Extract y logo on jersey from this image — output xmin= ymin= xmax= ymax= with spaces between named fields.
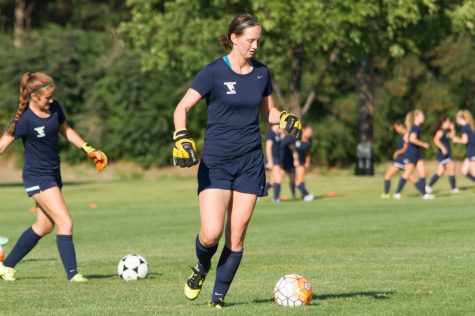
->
xmin=34 ymin=126 xmax=46 ymax=138
xmin=224 ymin=82 xmax=237 ymax=95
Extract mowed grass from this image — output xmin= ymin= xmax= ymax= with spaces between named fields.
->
xmin=1 ymin=173 xmax=475 ymax=315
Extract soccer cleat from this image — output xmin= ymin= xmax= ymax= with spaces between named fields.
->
xmin=393 ymin=193 xmax=402 ymax=200
xmin=69 ymin=273 xmax=88 ymax=282
xmin=380 ymin=193 xmax=390 ymax=199
xmin=0 ymin=262 xmax=16 ymax=281
xmin=272 ymin=198 xmax=281 ymax=203
xmin=303 ymin=194 xmax=314 ymax=202
xmin=422 ymin=193 xmax=435 ymax=200
xmin=425 ymin=185 xmax=432 ymax=194
xmin=184 ymin=266 xmax=206 ymax=300
xmin=450 ymin=188 xmax=460 ymax=194
xmin=209 ymin=298 xmax=225 ymax=309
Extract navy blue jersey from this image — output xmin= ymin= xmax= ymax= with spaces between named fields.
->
xmin=406 ymin=125 xmax=422 ymax=158
xmin=191 ymin=57 xmax=273 ymax=161
xmin=280 ymin=135 xmax=295 ymax=171
xmin=266 ymin=129 xmax=281 ymax=163
xmin=294 ymin=139 xmax=312 ymax=165
xmin=437 ymin=129 xmax=452 ymax=157
xmin=396 ymin=135 xmax=405 ymax=150
xmin=461 ymin=124 xmax=475 ymax=157
xmin=12 ymin=101 xmax=66 ymax=176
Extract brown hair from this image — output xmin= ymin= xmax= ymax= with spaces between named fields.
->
xmin=457 ymin=110 xmax=474 ymax=130
xmin=6 ymin=72 xmax=54 ymax=135
xmin=219 ymin=13 xmax=260 ymax=51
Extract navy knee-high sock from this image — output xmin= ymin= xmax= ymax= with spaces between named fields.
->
xmin=290 ymin=183 xmax=296 ymax=198
xmin=449 ymin=176 xmax=456 ymax=189
xmin=273 ymin=183 xmax=281 ymax=200
xmin=211 ymin=247 xmax=243 ymax=303
xmin=3 ymin=227 xmax=41 ymax=268
xmin=466 ymin=174 xmax=475 ymax=182
xmin=384 ymin=180 xmax=391 ymax=194
xmin=395 ymin=178 xmax=407 ymax=194
xmin=56 ymin=235 xmax=78 ymax=280
xmin=298 ymin=183 xmax=309 ymax=197
xmin=195 ymin=235 xmax=218 ymax=274
xmin=415 ymin=178 xmax=426 ymax=194
xmin=429 ymin=175 xmax=439 ymax=187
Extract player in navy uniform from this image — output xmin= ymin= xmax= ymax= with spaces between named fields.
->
xmin=393 ymin=110 xmax=434 ymax=199
xmin=0 ymin=72 xmax=107 ymax=282
xmin=381 ymin=119 xmax=417 ymax=198
xmin=425 ymin=117 xmax=459 ymax=194
xmin=294 ymin=124 xmax=314 ymax=201
xmin=265 ymin=124 xmax=283 ymax=202
xmin=280 ymin=131 xmax=297 ymax=200
xmin=172 ymin=14 xmax=302 ymax=308
xmin=453 ymin=110 xmax=475 ymax=182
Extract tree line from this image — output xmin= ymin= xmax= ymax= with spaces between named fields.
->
xmin=1 ymin=0 xmax=474 ymax=168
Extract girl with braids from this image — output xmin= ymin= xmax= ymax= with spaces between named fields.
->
xmin=425 ymin=116 xmax=459 ymax=194
xmin=393 ymin=110 xmax=434 ymax=200
xmin=452 ymin=110 xmax=475 ymax=182
xmin=172 ymin=14 xmax=302 ymax=308
xmin=0 ymin=72 xmax=107 ymax=282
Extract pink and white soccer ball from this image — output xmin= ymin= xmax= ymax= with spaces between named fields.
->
xmin=117 ymin=254 xmax=149 ymax=281
xmin=274 ymin=274 xmax=313 ymax=307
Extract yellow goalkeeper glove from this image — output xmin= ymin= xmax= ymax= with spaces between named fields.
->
xmin=81 ymin=143 xmax=108 ymax=172
xmin=173 ymin=129 xmax=199 ymax=168
xmin=279 ymin=111 xmax=303 ymax=140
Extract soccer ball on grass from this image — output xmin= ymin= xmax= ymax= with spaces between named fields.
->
xmin=117 ymin=254 xmax=149 ymax=281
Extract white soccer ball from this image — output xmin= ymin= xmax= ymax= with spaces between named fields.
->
xmin=117 ymin=254 xmax=149 ymax=281
xmin=274 ymin=274 xmax=312 ymax=307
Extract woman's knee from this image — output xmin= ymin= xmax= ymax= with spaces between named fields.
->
xmin=199 ymin=229 xmax=221 ymax=247
xmin=32 ymin=222 xmax=54 ymax=236
xmin=56 ymin=217 xmax=73 ymax=234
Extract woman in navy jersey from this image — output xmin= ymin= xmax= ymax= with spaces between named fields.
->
xmin=172 ymin=14 xmax=302 ymax=308
xmin=0 ymin=72 xmax=107 ymax=282
xmin=265 ymin=124 xmax=283 ymax=202
xmin=294 ymin=124 xmax=314 ymax=201
xmin=453 ymin=110 xmax=475 ymax=182
xmin=381 ymin=119 xmax=417 ymax=198
xmin=426 ymin=117 xmax=459 ymax=194
xmin=393 ymin=110 xmax=433 ymax=199
xmin=280 ymin=131 xmax=297 ymax=199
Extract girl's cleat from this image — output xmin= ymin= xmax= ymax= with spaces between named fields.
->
xmin=184 ymin=266 xmax=206 ymax=300
xmin=0 ymin=262 xmax=16 ymax=281
xmin=69 ymin=273 xmax=87 ymax=282
xmin=209 ymin=298 xmax=225 ymax=309
xmin=380 ymin=193 xmax=390 ymax=199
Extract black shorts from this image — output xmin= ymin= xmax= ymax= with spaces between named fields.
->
xmin=198 ymin=149 xmax=266 ymax=196
xmin=23 ymin=174 xmax=62 ymax=197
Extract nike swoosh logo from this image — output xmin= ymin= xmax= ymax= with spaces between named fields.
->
xmin=257 ymin=75 xmax=263 ymax=79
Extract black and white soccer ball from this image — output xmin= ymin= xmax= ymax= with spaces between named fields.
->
xmin=117 ymin=254 xmax=149 ymax=281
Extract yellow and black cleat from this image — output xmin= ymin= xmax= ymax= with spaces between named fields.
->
xmin=184 ymin=266 xmax=206 ymax=300
xmin=209 ymin=298 xmax=225 ymax=309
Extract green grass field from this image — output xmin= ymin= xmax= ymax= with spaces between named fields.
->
xmin=1 ymin=174 xmax=475 ymax=315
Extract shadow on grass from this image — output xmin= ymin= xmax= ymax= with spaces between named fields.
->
xmin=23 ymin=258 xmax=57 ymax=263
xmin=252 ymin=291 xmax=393 ymax=305
xmin=87 ymin=272 xmax=162 ymax=280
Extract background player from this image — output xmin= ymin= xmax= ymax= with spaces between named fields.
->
xmin=452 ymin=110 xmax=475 ymax=183
xmin=280 ymin=130 xmax=297 ymax=200
xmin=172 ymin=14 xmax=302 ymax=308
xmin=265 ymin=124 xmax=283 ymax=202
xmin=426 ymin=116 xmax=459 ymax=194
xmin=381 ymin=119 xmax=417 ymax=198
xmin=294 ymin=124 xmax=314 ymax=201
xmin=0 ymin=72 xmax=107 ymax=282
xmin=393 ymin=110 xmax=433 ymax=199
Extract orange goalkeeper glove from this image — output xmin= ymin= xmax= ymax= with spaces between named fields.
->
xmin=173 ymin=129 xmax=199 ymax=168
xmin=81 ymin=143 xmax=108 ymax=172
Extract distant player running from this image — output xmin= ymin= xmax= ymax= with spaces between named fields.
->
xmin=280 ymin=131 xmax=297 ymax=199
xmin=0 ymin=72 xmax=107 ymax=282
xmin=452 ymin=110 xmax=475 ymax=183
xmin=172 ymin=14 xmax=302 ymax=308
xmin=381 ymin=119 xmax=417 ymax=198
xmin=294 ymin=124 xmax=314 ymax=201
xmin=265 ymin=124 xmax=283 ymax=202
xmin=393 ymin=110 xmax=434 ymax=199
xmin=425 ymin=117 xmax=459 ymax=194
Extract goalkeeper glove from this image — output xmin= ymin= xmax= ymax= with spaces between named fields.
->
xmin=173 ymin=129 xmax=199 ymax=168
xmin=82 ymin=143 xmax=108 ymax=172
xmin=279 ymin=111 xmax=303 ymax=140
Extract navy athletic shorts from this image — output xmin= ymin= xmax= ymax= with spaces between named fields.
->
xmin=23 ymin=174 xmax=63 ymax=197
xmin=198 ymin=149 xmax=266 ymax=196
xmin=403 ymin=152 xmax=421 ymax=165
xmin=393 ymin=156 xmax=406 ymax=169
xmin=436 ymin=152 xmax=452 ymax=165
